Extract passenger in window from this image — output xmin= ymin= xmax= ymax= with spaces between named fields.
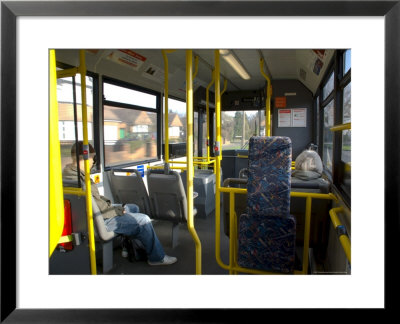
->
xmin=63 ymin=141 xmax=177 ymax=266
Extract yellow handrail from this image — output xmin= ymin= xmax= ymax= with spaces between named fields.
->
xmin=214 ymin=49 xmax=227 ymax=271
xmin=329 ymin=207 xmax=351 ymax=264
xmin=186 ymin=50 xmax=202 ymax=274
xmin=193 ymin=55 xmax=199 ymax=79
xmin=49 ymin=49 xmax=65 ymax=257
xmin=220 ymin=78 xmax=227 ymax=97
xmin=206 ymin=70 xmax=215 ymax=162
xmin=330 ymin=123 xmax=351 ymax=132
xmin=162 ymin=50 xmax=170 ymax=163
xmin=260 ymin=58 xmax=272 ymax=136
xmin=56 ymin=67 xmax=79 ymax=79
xmin=79 ymin=50 xmax=97 ymax=275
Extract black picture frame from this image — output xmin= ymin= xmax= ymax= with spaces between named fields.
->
xmin=1 ymin=0 xmax=399 ymax=322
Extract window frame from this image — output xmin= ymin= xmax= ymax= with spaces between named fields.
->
xmin=314 ymin=50 xmax=351 ymax=206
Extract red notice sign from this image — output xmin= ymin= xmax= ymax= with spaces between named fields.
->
xmin=275 ymin=96 xmax=287 ymax=108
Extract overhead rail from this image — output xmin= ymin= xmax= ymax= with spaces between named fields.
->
xmin=54 ymin=50 xmax=97 ymax=275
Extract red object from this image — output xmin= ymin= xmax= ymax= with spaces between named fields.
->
xmin=59 ymin=199 xmax=73 ymax=250
xmin=275 ymin=97 xmax=287 ymax=108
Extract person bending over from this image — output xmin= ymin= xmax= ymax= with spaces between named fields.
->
xmin=63 ymin=141 xmax=177 ymax=266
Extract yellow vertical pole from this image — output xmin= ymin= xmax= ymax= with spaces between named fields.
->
xmin=260 ymin=58 xmax=271 ymax=136
xmin=186 ymin=50 xmax=202 ymax=274
xmin=214 ymin=50 xmax=224 ymax=268
xmin=206 ymin=70 xmax=215 ymax=162
xmin=79 ymin=50 xmax=97 ymax=275
xmin=302 ymin=196 xmax=312 ymax=274
xmin=162 ymin=50 xmax=170 ymax=163
xmin=220 ymin=79 xmax=227 ymax=97
xmin=49 ymin=49 xmax=65 ymax=257
xmin=229 ymin=192 xmax=235 ymax=274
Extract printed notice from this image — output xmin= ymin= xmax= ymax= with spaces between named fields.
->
xmin=107 ymin=50 xmax=147 ymax=71
xmin=292 ymin=108 xmax=307 ymax=127
xmin=278 ymin=109 xmax=292 ymax=127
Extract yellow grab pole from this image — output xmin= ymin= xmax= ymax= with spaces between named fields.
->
xmin=260 ymin=58 xmax=271 ymax=136
xmin=193 ymin=55 xmax=199 ymax=79
xmin=49 ymin=49 xmax=65 ymax=257
xmin=162 ymin=50 xmax=170 ymax=163
xmin=229 ymin=192 xmax=236 ymax=274
xmin=79 ymin=50 xmax=97 ymax=275
xmin=302 ymin=196 xmax=312 ymax=274
xmin=330 ymin=123 xmax=351 ymax=132
xmin=214 ymin=50 xmax=226 ymax=270
xmin=220 ymin=79 xmax=227 ymax=97
xmin=329 ymin=207 xmax=351 ymax=264
xmin=206 ymin=70 xmax=215 ymax=162
xmin=186 ymin=50 xmax=202 ymax=274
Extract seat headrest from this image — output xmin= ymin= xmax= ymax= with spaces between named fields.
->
xmin=164 ymin=163 xmax=171 ymax=175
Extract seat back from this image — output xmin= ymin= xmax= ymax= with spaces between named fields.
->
xmin=92 ymin=196 xmax=116 ymax=242
xmin=147 ymin=168 xmax=187 ymax=223
xmin=107 ymin=169 xmax=152 ymax=217
xmin=238 ymin=136 xmax=296 ymax=273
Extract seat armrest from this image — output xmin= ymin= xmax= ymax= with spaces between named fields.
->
xmin=92 ymin=197 xmax=115 ymax=241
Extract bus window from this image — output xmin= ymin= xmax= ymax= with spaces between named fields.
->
xmin=104 ymin=82 xmax=157 ymax=109
xmin=221 ymin=110 xmax=262 ymax=150
xmin=103 ymin=105 xmax=158 ymax=167
xmin=103 ymin=79 xmax=160 ymax=167
xmin=322 ymin=99 xmax=334 ymax=172
xmin=341 ymin=82 xmax=351 ymax=163
xmin=57 ymin=74 xmax=94 ymax=170
xmin=344 ymin=49 xmax=351 ymax=75
xmin=322 ymin=72 xmax=334 ymax=101
xmin=163 ymin=97 xmax=186 ymax=145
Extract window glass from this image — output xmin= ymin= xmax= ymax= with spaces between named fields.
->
xmin=341 ymin=82 xmax=351 ymax=163
xmin=163 ymin=97 xmax=186 ymax=144
xmin=322 ymin=100 xmax=334 ymax=172
xmin=344 ymin=50 xmax=351 ymax=75
xmin=104 ymin=82 xmax=157 ymax=109
xmin=104 ymin=105 xmax=157 ymax=167
xmin=221 ymin=110 xmax=262 ymax=150
xmin=315 ymin=96 xmax=320 ymax=145
xmin=322 ymin=72 xmax=334 ymax=101
xmin=57 ymin=75 xmax=94 ymax=170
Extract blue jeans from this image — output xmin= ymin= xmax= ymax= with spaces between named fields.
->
xmin=104 ymin=204 xmax=165 ymax=262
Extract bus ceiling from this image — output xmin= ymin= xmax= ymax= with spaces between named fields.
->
xmin=55 ymin=49 xmax=335 ymax=99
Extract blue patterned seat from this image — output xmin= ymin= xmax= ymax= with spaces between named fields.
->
xmin=237 ymin=136 xmax=296 ymax=273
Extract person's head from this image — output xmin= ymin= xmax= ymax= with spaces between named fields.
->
xmin=71 ymin=141 xmax=96 ymax=170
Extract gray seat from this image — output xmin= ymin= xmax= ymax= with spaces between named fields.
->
xmin=107 ymin=169 xmax=152 ymax=217
xmin=147 ymin=164 xmax=197 ymax=247
xmin=62 ymin=179 xmax=117 ymax=274
xmin=92 ymin=196 xmax=117 ymax=273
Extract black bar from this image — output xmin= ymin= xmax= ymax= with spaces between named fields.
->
xmin=5 ymin=1 xmax=398 ymax=16
xmin=0 ymin=3 xmax=16 ymax=321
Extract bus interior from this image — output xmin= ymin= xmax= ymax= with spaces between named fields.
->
xmin=49 ymin=48 xmax=351 ymax=275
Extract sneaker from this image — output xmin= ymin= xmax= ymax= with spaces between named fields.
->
xmin=147 ymin=255 xmax=177 ymax=266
